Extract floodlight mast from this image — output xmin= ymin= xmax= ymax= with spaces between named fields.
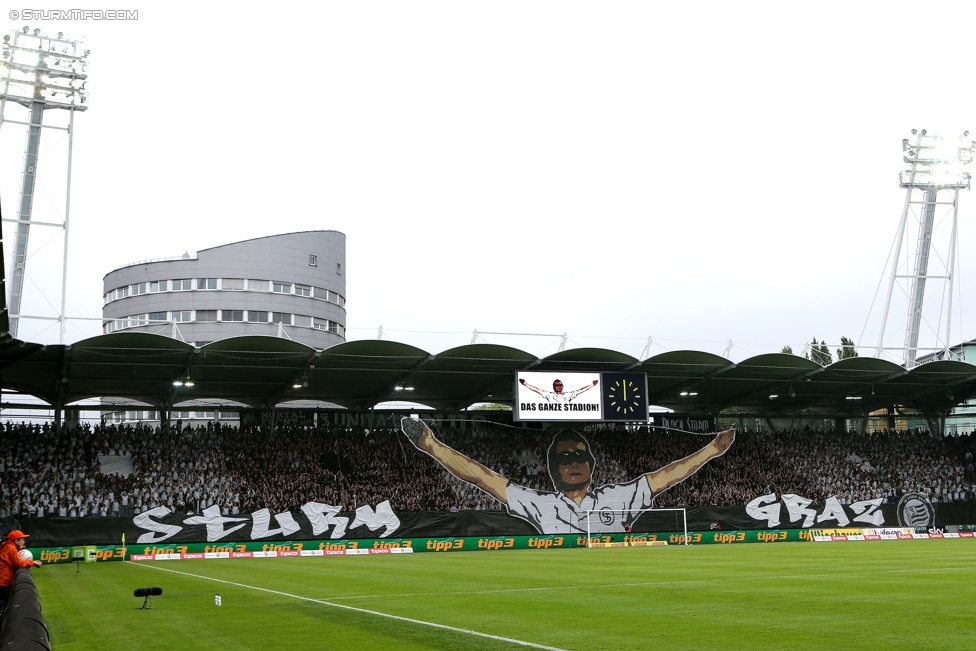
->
xmin=0 ymin=27 xmax=89 ymax=341
xmin=875 ymin=130 xmax=974 ymax=368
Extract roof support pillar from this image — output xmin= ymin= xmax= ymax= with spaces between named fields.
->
xmin=63 ymin=407 xmax=80 ymax=432
xmin=923 ymin=414 xmax=944 ymax=439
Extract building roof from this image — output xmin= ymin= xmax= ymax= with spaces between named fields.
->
xmin=1 ymin=332 xmax=974 ymax=417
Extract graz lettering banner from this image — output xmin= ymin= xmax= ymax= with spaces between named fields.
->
xmin=16 ymin=499 xmax=976 ymax=547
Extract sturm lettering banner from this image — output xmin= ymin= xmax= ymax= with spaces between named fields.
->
xmin=13 ymin=499 xmax=976 ymax=547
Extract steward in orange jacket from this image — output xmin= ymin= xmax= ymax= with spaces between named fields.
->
xmin=0 ymin=530 xmax=41 ymax=617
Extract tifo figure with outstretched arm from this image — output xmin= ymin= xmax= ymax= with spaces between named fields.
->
xmin=519 ymin=377 xmax=597 ymax=403
xmin=400 ymin=418 xmax=734 ymax=534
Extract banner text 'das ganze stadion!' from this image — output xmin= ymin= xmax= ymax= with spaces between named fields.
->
xmin=514 ymin=372 xmax=648 ymax=422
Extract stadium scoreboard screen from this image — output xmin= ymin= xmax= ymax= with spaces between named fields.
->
xmin=514 ymin=371 xmax=648 ymax=422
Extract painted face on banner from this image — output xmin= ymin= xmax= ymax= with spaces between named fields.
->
xmin=554 ymin=439 xmax=592 ymax=487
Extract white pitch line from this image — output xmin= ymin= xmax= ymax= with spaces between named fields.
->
xmin=128 ymin=561 xmax=570 ymax=651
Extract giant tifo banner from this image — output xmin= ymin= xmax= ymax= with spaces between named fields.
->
xmin=14 ymin=497 xmax=976 ymax=547
xmin=11 ymin=417 xmax=976 ymax=548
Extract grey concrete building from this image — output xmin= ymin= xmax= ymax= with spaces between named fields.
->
xmin=102 ymin=231 xmax=346 ymax=349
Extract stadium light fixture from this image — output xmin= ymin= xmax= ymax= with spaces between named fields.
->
xmin=899 ymin=132 xmax=975 ymax=190
xmin=877 ymin=129 xmax=974 ymax=368
xmin=0 ymin=25 xmax=91 ymax=341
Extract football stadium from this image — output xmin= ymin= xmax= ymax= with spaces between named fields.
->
xmin=2 ymin=6 xmax=976 ymax=651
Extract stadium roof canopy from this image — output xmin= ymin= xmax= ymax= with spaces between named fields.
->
xmin=1 ymin=333 xmax=975 ymax=418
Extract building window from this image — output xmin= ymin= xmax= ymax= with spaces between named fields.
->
xmin=272 ymin=282 xmax=291 ymax=294
xmin=247 ymin=310 xmax=268 ymax=323
xmin=328 ymin=321 xmax=338 ymax=334
xmin=222 ymin=310 xmax=244 ymax=322
xmin=271 ymin=312 xmax=292 ymax=325
xmin=337 ymin=263 xmax=341 ymax=276
xmin=295 ymin=284 xmax=311 ymax=297
xmin=148 ymin=312 xmax=167 ymax=323
xmin=293 ymin=315 xmax=312 ymax=327
xmin=116 ymin=286 xmax=129 ymax=298
xmin=247 ymin=279 xmax=269 ymax=291
xmin=196 ymin=310 xmax=218 ymax=322
xmin=173 ymin=279 xmax=192 ymax=291
xmin=172 ymin=311 xmax=192 ymax=322
xmin=197 ymin=278 xmax=218 ymax=290
xmin=222 ymin=278 xmax=245 ymax=291
xmin=309 ymin=254 xmax=317 ymax=267
xmin=133 ymin=283 xmax=147 ymax=295
xmin=150 ymin=280 xmax=168 ymax=292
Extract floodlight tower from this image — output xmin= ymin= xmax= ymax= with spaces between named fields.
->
xmin=0 ymin=26 xmax=89 ymax=341
xmin=875 ymin=129 xmax=975 ymax=368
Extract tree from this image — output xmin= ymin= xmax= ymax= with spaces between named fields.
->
xmin=806 ymin=338 xmax=832 ymax=366
xmin=781 ymin=345 xmax=794 ymax=355
xmin=836 ymin=336 xmax=858 ymax=360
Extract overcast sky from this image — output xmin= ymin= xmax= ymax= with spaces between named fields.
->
xmin=2 ymin=1 xmax=975 ymax=363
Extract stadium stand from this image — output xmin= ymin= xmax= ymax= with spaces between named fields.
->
xmin=0 ymin=421 xmax=973 ymax=517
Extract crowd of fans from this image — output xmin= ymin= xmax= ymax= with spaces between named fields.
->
xmin=0 ymin=419 xmax=974 ymax=518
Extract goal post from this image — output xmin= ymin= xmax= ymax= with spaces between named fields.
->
xmin=584 ymin=507 xmax=688 ymax=547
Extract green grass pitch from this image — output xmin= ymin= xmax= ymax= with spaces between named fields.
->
xmin=33 ymin=539 xmax=976 ymax=650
